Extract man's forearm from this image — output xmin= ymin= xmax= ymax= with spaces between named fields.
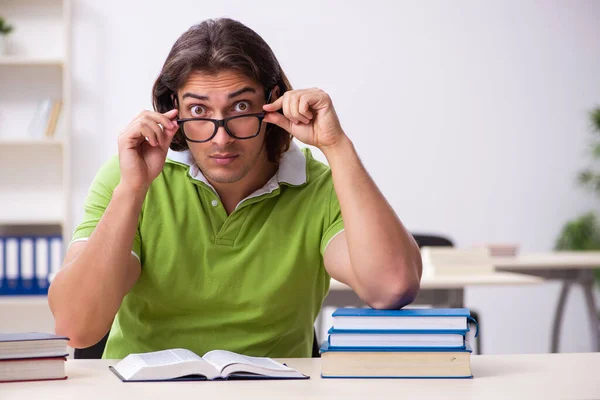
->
xmin=322 ymin=136 xmax=422 ymax=308
xmin=48 ymin=184 xmax=144 ymax=347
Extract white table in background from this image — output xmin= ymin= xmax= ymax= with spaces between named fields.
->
xmin=494 ymin=252 xmax=600 ymax=352
xmin=320 ymin=272 xmax=543 ymax=353
xmin=4 ymin=354 xmax=600 ymax=399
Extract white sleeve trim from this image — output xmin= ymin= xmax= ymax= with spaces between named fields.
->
xmin=324 ymin=228 xmax=345 ymax=252
xmin=68 ymin=237 xmax=141 ymax=263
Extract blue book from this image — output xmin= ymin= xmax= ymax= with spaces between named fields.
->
xmin=320 ymin=341 xmax=473 ymax=379
xmin=332 ymin=307 xmax=477 ymax=334
xmin=327 ymin=327 xmax=467 ymax=349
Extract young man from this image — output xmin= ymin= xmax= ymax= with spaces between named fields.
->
xmin=48 ymin=18 xmax=422 ymax=358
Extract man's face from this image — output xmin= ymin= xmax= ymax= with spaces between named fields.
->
xmin=176 ymin=70 xmax=269 ymax=184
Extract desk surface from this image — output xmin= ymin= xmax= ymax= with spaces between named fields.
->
xmin=494 ymin=251 xmax=600 ymax=270
xmin=330 ymin=272 xmax=543 ymax=291
xmin=3 ymin=353 xmax=599 ymax=399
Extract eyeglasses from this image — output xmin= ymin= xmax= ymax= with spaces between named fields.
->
xmin=176 ymin=92 xmax=272 ymax=143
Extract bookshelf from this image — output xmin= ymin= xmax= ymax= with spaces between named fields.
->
xmin=0 ymin=0 xmax=71 ymax=339
xmin=0 ymin=0 xmax=71 ymax=241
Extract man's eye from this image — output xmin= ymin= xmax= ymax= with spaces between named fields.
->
xmin=190 ymin=105 xmax=205 ymax=116
xmin=234 ymin=101 xmax=250 ymax=112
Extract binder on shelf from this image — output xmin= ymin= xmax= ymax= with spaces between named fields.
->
xmin=0 ymin=236 xmax=62 ymax=296
xmin=35 ymin=237 xmax=50 ymax=294
xmin=49 ymin=236 xmax=62 ymax=281
xmin=20 ymin=238 xmax=35 ymax=294
xmin=5 ymin=238 xmax=19 ymax=294
xmin=0 ymin=238 xmax=4 ymax=293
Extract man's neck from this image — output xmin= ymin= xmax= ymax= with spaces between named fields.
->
xmin=208 ymin=156 xmax=278 ymax=215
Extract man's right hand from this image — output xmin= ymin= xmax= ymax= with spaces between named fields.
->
xmin=117 ymin=109 xmax=180 ymax=192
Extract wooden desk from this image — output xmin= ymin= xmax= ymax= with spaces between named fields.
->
xmin=494 ymin=252 xmax=600 ymax=353
xmin=3 ymin=354 xmax=600 ymax=399
xmin=321 ymin=272 xmax=543 ymax=353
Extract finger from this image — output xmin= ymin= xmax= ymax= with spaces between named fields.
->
xmin=120 ymin=124 xmax=156 ymax=149
xmin=159 ymin=122 xmax=178 ymax=151
xmin=289 ymin=94 xmax=310 ymax=124
xmin=284 ymin=94 xmax=296 ymax=124
xmin=263 ymin=111 xmax=293 ymax=134
xmin=298 ymin=95 xmax=314 ymax=120
xmin=165 ymin=120 xmax=178 ymax=136
xmin=139 ymin=119 xmax=163 ymax=147
xmin=146 ymin=109 xmax=178 ymax=131
xmin=162 ymin=109 xmax=179 ymax=129
xmin=262 ymin=95 xmax=284 ymax=112
xmin=136 ymin=123 xmax=160 ymax=147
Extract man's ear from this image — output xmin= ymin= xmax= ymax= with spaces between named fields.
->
xmin=268 ymin=86 xmax=281 ymax=103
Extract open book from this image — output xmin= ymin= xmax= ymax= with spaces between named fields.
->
xmin=109 ymin=349 xmax=308 ymax=381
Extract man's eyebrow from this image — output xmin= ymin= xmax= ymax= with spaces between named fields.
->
xmin=181 ymin=93 xmax=209 ymax=101
xmin=180 ymin=87 xmax=257 ymax=101
xmin=228 ymin=87 xmax=257 ymax=99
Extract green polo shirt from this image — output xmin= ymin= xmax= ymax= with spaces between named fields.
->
xmin=70 ymin=144 xmax=344 ymax=358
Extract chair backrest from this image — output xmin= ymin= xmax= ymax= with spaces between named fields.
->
xmin=412 ymin=234 xmax=454 ymax=248
xmin=75 ymin=329 xmax=321 ymax=358
xmin=74 ymin=332 xmax=109 ymax=359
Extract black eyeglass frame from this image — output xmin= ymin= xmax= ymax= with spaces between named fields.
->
xmin=175 ymin=91 xmax=273 ymax=143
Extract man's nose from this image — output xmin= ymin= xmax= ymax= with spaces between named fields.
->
xmin=211 ymin=124 xmax=234 ymax=146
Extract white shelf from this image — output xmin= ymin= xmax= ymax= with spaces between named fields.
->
xmin=0 ymin=56 xmax=64 ymax=67
xmin=0 ymin=217 xmax=64 ymax=226
xmin=0 ymin=138 xmax=64 ymax=146
xmin=0 ymin=295 xmax=49 ymax=306
xmin=0 ymin=191 xmax=64 ymax=226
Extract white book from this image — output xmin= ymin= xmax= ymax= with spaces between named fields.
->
xmin=421 ymin=247 xmax=494 ymax=277
xmin=20 ymin=238 xmax=34 ymax=288
xmin=35 ymin=237 xmax=50 ymax=290
xmin=27 ymin=98 xmax=54 ymax=139
xmin=331 ymin=308 xmax=471 ymax=331
xmin=328 ymin=331 xmax=465 ymax=348
xmin=110 ymin=349 xmax=307 ymax=381
xmin=5 ymin=238 xmax=18 ymax=288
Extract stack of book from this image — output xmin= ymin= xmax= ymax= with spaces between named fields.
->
xmin=0 ymin=333 xmax=68 ymax=383
xmin=320 ymin=307 xmax=477 ymax=378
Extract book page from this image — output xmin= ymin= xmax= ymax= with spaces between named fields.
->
xmin=138 ymin=349 xmax=201 ymax=365
xmin=202 ymin=350 xmax=295 ymax=375
xmin=114 ymin=349 xmax=219 ymax=381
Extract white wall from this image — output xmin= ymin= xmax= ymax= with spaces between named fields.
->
xmin=70 ymin=0 xmax=600 ymax=354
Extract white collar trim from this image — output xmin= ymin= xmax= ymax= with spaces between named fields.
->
xmin=166 ymin=142 xmax=308 ymax=203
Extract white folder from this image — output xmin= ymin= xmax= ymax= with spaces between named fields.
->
xmin=5 ymin=238 xmax=19 ymax=289
xmin=0 ymin=238 xmax=4 ymax=290
xmin=35 ymin=237 xmax=50 ymax=289
xmin=49 ymin=237 xmax=63 ymax=281
xmin=20 ymin=237 xmax=35 ymax=290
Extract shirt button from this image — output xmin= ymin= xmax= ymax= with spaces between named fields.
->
xmin=211 ymin=200 xmax=218 ymax=207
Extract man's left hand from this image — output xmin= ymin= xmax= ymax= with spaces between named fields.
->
xmin=263 ymin=88 xmax=346 ymax=149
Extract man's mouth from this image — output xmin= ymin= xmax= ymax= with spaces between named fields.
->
xmin=210 ymin=154 xmax=239 ymax=165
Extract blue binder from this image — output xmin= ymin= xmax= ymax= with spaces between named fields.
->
xmin=0 ymin=235 xmax=62 ymax=296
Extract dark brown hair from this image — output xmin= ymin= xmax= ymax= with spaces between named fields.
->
xmin=152 ymin=18 xmax=292 ymax=163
